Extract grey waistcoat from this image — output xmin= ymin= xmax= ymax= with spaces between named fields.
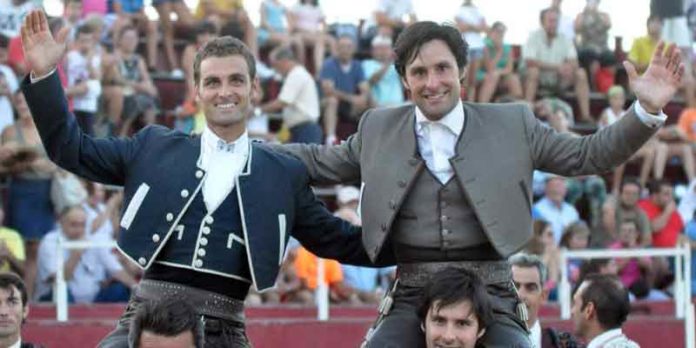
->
xmin=391 ymin=168 xmax=489 ymax=251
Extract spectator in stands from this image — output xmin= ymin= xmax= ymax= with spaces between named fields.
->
xmin=550 ymin=0 xmax=574 ymax=40
xmin=534 ymin=176 xmax=580 ymax=243
xmin=609 ymin=218 xmax=653 ymax=289
xmin=477 ymin=21 xmax=522 ymax=103
xmin=0 ymin=91 xmax=56 ymax=299
xmin=654 ymin=108 xmax=696 ymax=183
xmin=111 ymin=25 xmax=159 ymax=137
xmin=258 ymin=0 xmax=304 ymax=64
xmin=152 ymin=0 xmax=193 ymax=76
xmin=108 ymin=0 xmax=158 ymax=72
xmin=83 ymin=182 xmax=120 ymax=238
xmin=574 ymin=0 xmax=614 ymax=91
xmin=0 ymin=272 xmax=42 ymax=348
xmin=362 ymin=35 xmax=404 ymax=108
xmin=639 ymin=179 xmax=684 ymax=248
xmin=262 ymin=45 xmax=322 ymax=144
xmin=288 ymin=0 xmax=335 ymax=76
xmin=293 ymin=246 xmax=357 ymax=304
xmin=652 ymin=0 xmax=694 ymax=104
xmin=523 ymin=8 xmax=592 ymax=123
xmin=373 ymin=0 xmax=416 ymax=40
xmin=629 ymin=16 xmax=663 ymax=74
xmin=533 ymin=97 xmax=574 ymax=133
xmin=602 ymin=178 xmax=653 ymax=247
xmin=194 ymin=0 xmax=257 ymax=58
xmin=0 ymin=208 xmax=24 ymax=278
xmin=62 ymin=0 xmax=82 ymax=37
xmin=128 ymin=298 xmax=204 ymax=348
xmin=571 ymin=274 xmax=640 ymax=347
xmin=560 ymin=221 xmax=591 ymax=286
xmin=525 ymin=220 xmax=560 ymax=294
xmin=0 ymin=0 xmax=36 ymax=39
xmin=601 ymin=87 xmax=658 ymax=192
xmin=417 ymin=267 xmax=492 ymax=348
xmin=678 ymin=179 xmax=696 ymax=223
xmin=65 ymin=24 xmax=101 ymax=136
xmin=577 ymin=258 xmax=619 ymax=284
xmin=511 ymin=253 xmax=580 ymax=348
xmin=35 ymin=205 xmax=137 ymax=303
xmin=0 ymin=34 xmax=18 ymax=134
xmin=455 ymin=0 xmax=487 ymax=102
xmin=319 ymin=35 xmax=369 ymax=142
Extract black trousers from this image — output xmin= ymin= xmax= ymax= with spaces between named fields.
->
xmin=365 ymin=282 xmax=531 ymax=348
xmin=98 ymin=296 xmax=251 ymax=348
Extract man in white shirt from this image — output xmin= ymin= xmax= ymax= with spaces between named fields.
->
xmin=572 ymin=274 xmax=640 ymax=348
xmin=511 ymin=253 xmax=580 ymax=348
xmin=262 ymin=46 xmax=322 ymax=144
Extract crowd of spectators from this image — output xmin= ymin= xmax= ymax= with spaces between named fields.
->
xmin=0 ymin=0 xmax=695 ymax=310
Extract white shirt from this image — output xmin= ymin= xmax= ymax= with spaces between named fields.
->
xmin=7 ymin=338 xmax=20 ymax=348
xmin=0 ymin=0 xmax=37 ymax=38
xmin=587 ymin=328 xmax=639 ymax=348
xmin=533 ymin=196 xmax=580 ymax=243
xmin=0 ymin=64 xmax=18 ymax=134
xmin=278 ymin=65 xmax=320 ymax=128
xmin=414 ymin=100 xmax=464 ymax=184
xmin=455 ymin=5 xmax=486 ymax=50
xmin=200 ymin=126 xmax=250 ymax=213
xmin=66 ymin=50 xmax=102 ymax=112
xmin=529 ymin=320 xmax=541 ymax=348
xmin=291 ymin=4 xmax=324 ymax=32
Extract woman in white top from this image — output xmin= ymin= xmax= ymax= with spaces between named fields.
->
xmin=455 ymin=0 xmax=487 ymax=101
xmin=288 ymin=0 xmax=336 ymax=75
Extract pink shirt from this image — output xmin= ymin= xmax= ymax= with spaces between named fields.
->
xmin=609 ymin=241 xmax=649 ymax=288
xmin=82 ymin=0 xmax=107 ymax=16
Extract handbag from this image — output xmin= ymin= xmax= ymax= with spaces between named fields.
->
xmin=50 ymin=169 xmax=88 ymax=215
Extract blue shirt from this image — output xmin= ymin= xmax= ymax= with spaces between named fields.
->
xmin=361 ymin=59 xmax=404 ymax=107
xmin=533 ymin=197 xmax=580 ymax=243
xmin=319 ymin=58 xmax=365 ymax=96
xmin=109 ymin=0 xmax=144 ymax=14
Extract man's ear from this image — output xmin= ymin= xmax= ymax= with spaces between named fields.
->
xmin=459 ymin=66 xmax=468 ymax=85
xmin=477 ymin=327 xmax=486 ymax=339
xmin=584 ymin=301 xmax=596 ymax=321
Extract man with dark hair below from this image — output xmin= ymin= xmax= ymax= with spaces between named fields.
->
xmin=129 ymin=299 xmax=204 ymax=348
xmin=0 ymin=272 xmax=42 ymax=348
xmin=572 ymin=274 xmax=640 ymax=347
xmin=280 ymin=19 xmax=684 ymax=346
xmin=417 ymin=267 xmax=493 ymax=348
xmin=19 ymin=10 xmax=392 ymax=347
xmin=510 ymin=253 xmax=580 ymax=348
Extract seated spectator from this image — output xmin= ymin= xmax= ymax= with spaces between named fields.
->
xmin=293 ymin=246 xmax=356 ymax=304
xmin=35 ymin=206 xmax=137 ymax=303
xmin=261 ymin=45 xmax=322 ymax=144
xmin=418 ymin=267 xmax=492 ymax=348
xmin=128 ymin=298 xmax=204 ymax=348
xmin=152 ymin=0 xmax=193 ymax=75
xmin=639 ymin=180 xmax=684 ymax=248
xmin=0 ymin=33 xmax=18 ymax=134
xmin=65 ymin=24 xmax=102 ymax=136
xmin=0 ymin=208 xmax=24 ymax=278
xmin=525 ymin=220 xmax=560 ymax=294
xmin=601 ymin=178 xmax=653 ymax=247
xmin=533 ymin=97 xmax=574 ymax=133
xmin=319 ymin=34 xmax=370 ymax=142
xmin=0 ymin=91 xmax=57 ymax=298
xmin=574 ymin=0 xmax=615 ymax=91
xmin=258 ymin=0 xmax=304 ymax=63
xmin=195 ymin=0 xmax=257 ymax=57
xmin=609 ymin=219 xmax=653 ymax=290
xmin=523 ymin=8 xmax=591 ymax=123
xmin=371 ymin=0 xmax=416 ymax=42
xmin=110 ymin=26 xmax=159 ymax=137
xmin=0 ymin=272 xmax=42 ymax=348
xmin=533 ymin=176 xmax=580 ymax=243
xmin=454 ymin=0 xmax=487 ymax=102
xmin=288 ymin=0 xmax=336 ymax=75
xmin=362 ymin=35 xmax=405 ymax=108
xmin=0 ymin=0 xmax=37 ymax=39
xmin=108 ymin=0 xmax=158 ymax=71
xmin=571 ymin=274 xmax=640 ymax=347
xmin=510 ymin=253 xmax=581 ymax=347
xmin=654 ymin=102 xmax=696 ymax=182
xmin=477 ymin=21 xmax=522 ymax=103
xmin=560 ymin=221 xmax=591 ymax=284
xmin=578 ymin=258 xmax=619 ymax=283
xmin=601 ymin=86 xmax=658 ymax=192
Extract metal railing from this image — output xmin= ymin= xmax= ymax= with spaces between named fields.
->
xmin=559 ymin=244 xmax=694 ymax=348
xmin=54 ymin=237 xmax=118 ymax=322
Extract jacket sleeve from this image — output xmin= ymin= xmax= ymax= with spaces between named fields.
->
xmin=289 ymin=161 xmax=395 ymax=267
xmin=21 ymin=71 xmax=146 ymax=186
xmin=270 ymin=110 xmax=374 ymax=185
xmin=524 ymin=103 xmax=660 ymax=176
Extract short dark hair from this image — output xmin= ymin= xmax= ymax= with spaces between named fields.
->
xmin=193 ymin=36 xmax=256 ymax=85
xmin=510 ymin=253 xmax=547 ymax=285
xmin=270 ymin=45 xmax=296 ymax=62
xmin=393 ymin=21 xmax=468 ymax=79
xmin=417 ymin=267 xmax=493 ymax=330
xmin=129 ymin=299 xmax=204 ymax=348
xmin=646 ymin=179 xmax=671 ymax=195
xmin=195 ymin=20 xmax=218 ymax=37
xmin=577 ymin=258 xmax=612 ymax=283
xmin=0 ymin=273 xmax=27 ymax=308
xmin=620 ymin=177 xmax=641 ymax=192
xmin=76 ymin=23 xmax=95 ymax=36
xmin=540 ymin=7 xmax=559 ymax=23
xmin=577 ymin=274 xmax=630 ymax=331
